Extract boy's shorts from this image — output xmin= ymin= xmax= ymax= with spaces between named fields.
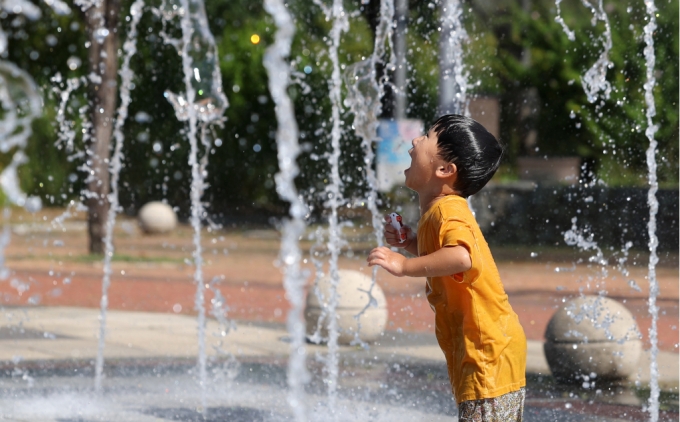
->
xmin=458 ymin=387 xmax=525 ymax=422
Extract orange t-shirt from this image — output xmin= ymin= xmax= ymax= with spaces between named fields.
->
xmin=417 ymin=195 xmax=526 ymax=403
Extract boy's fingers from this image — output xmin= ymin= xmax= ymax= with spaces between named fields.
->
xmin=367 ymin=247 xmax=388 ymax=264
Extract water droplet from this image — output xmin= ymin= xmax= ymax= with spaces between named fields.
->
xmin=66 ymin=56 xmax=81 ymax=71
xmin=628 ymin=279 xmax=642 ymax=292
xmin=94 ymin=28 xmax=109 ymax=43
xmin=46 ymin=34 xmax=58 ymax=47
xmin=134 ymin=111 xmax=152 ymax=123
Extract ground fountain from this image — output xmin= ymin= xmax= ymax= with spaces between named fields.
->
xmin=0 ymin=0 xmax=676 ymax=421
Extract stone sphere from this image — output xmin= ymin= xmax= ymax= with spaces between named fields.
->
xmin=138 ymin=201 xmax=178 ymax=234
xmin=305 ymin=269 xmax=388 ymax=345
xmin=544 ymin=295 xmax=642 ymax=383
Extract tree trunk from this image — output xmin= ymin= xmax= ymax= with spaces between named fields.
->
xmin=84 ymin=1 xmax=120 ymax=254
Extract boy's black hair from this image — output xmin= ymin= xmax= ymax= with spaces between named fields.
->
xmin=431 ymin=114 xmax=504 ymax=197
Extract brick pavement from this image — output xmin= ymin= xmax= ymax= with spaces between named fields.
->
xmin=0 ymin=222 xmax=679 ymax=353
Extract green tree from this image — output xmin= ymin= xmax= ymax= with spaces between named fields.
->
xmin=466 ymin=0 xmax=678 ymax=186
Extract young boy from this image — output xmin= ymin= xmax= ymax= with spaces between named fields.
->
xmin=367 ymin=114 xmax=526 ymax=421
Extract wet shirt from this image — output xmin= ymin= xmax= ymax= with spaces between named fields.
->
xmin=417 ymin=195 xmax=526 ymax=403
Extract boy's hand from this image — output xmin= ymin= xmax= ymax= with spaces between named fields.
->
xmin=384 ymin=215 xmax=415 ymax=250
xmin=367 ymin=246 xmax=407 ymax=277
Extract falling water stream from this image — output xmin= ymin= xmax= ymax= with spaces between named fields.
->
xmin=312 ymin=0 xmax=349 ymax=414
xmin=641 ymin=0 xmax=660 ymax=419
xmin=263 ymin=0 xmax=311 ymax=420
xmin=94 ymin=0 xmax=145 ymax=393
xmin=343 ymin=0 xmax=394 ymax=346
xmin=156 ymin=0 xmax=229 ymax=411
xmin=437 ymin=0 xmax=469 ymax=116
xmin=579 ymin=0 xmax=613 ymax=104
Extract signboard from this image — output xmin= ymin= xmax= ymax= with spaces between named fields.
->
xmin=375 ymin=119 xmax=423 ymax=192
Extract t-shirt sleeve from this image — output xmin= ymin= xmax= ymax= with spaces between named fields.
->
xmin=439 ymin=218 xmax=480 ymax=282
xmin=440 ymin=218 xmax=475 ymax=251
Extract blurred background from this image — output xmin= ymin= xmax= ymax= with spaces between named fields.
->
xmin=0 ymin=0 xmax=677 ymax=419
xmin=2 ymin=0 xmax=677 ymax=240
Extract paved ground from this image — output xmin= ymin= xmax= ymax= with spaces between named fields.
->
xmin=0 ymin=307 xmax=677 ymax=421
xmin=0 ymin=211 xmax=677 ymax=420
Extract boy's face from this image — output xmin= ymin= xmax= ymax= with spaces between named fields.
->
xmin=404 ymin=128 xmax=446 ymax=192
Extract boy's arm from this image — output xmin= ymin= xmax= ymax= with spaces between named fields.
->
xmin=367 ymin=245 xmax=471 ymax=278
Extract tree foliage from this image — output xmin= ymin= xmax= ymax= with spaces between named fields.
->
xmin=464 ymin=0 xmax=678 ymax=186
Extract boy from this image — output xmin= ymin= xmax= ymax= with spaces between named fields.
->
xmin=367 ymin=115 xmax=526 ymax=421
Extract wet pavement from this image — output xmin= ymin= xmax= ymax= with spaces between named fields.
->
xmin=0 ymin=307 xmax=677 ymax=421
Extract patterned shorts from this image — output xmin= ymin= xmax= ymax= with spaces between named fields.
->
xmin=458 ymin=388 xmax=526 ymax=422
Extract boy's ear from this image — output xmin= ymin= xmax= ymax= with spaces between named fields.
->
xmin=437 ymin=162 xmax=457 ymax=179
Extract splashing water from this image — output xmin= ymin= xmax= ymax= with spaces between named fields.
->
xmin=579 ymin=0 xmax=613 ymax=103
xmin=155 ymin=0 xmax=228 ymax=412
xmin=0 ymin=54 xmax=44 ymax=292
xmin=641 ymin=0 xmax=660 ymax=419
xmin=343 ymin=0 xmax=394 ymax=347
xmin=555 ymin=0 xmax=613 ymax=103
xmin=51 ymin=74 xmax=88 ymax=156
xmin=0 ymin=61 xmax=43 ymax=211
xmin=158 ymin=0 xmax=228 ymax=123
xmin=562 ymin=295 xmax=641 ymax=344
xmin=263 ymin=0 xmax=312 ymax=419
xmin=437 ymin=0 xmax=469 ymax=116
xmin=554 ymin=0 xmax=575 ymax=41
xmin=563 ymin=217 xmax=609 ymax=276
xmin=308 ymin=226 xmax=330 ymax=345
xmin=312 ymin=0 xmax=349 ymax=414
xmin=94 ymin=0 xmax=145 ymax=393
xmin=207 ymin=275 xmax=238 ymax=381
